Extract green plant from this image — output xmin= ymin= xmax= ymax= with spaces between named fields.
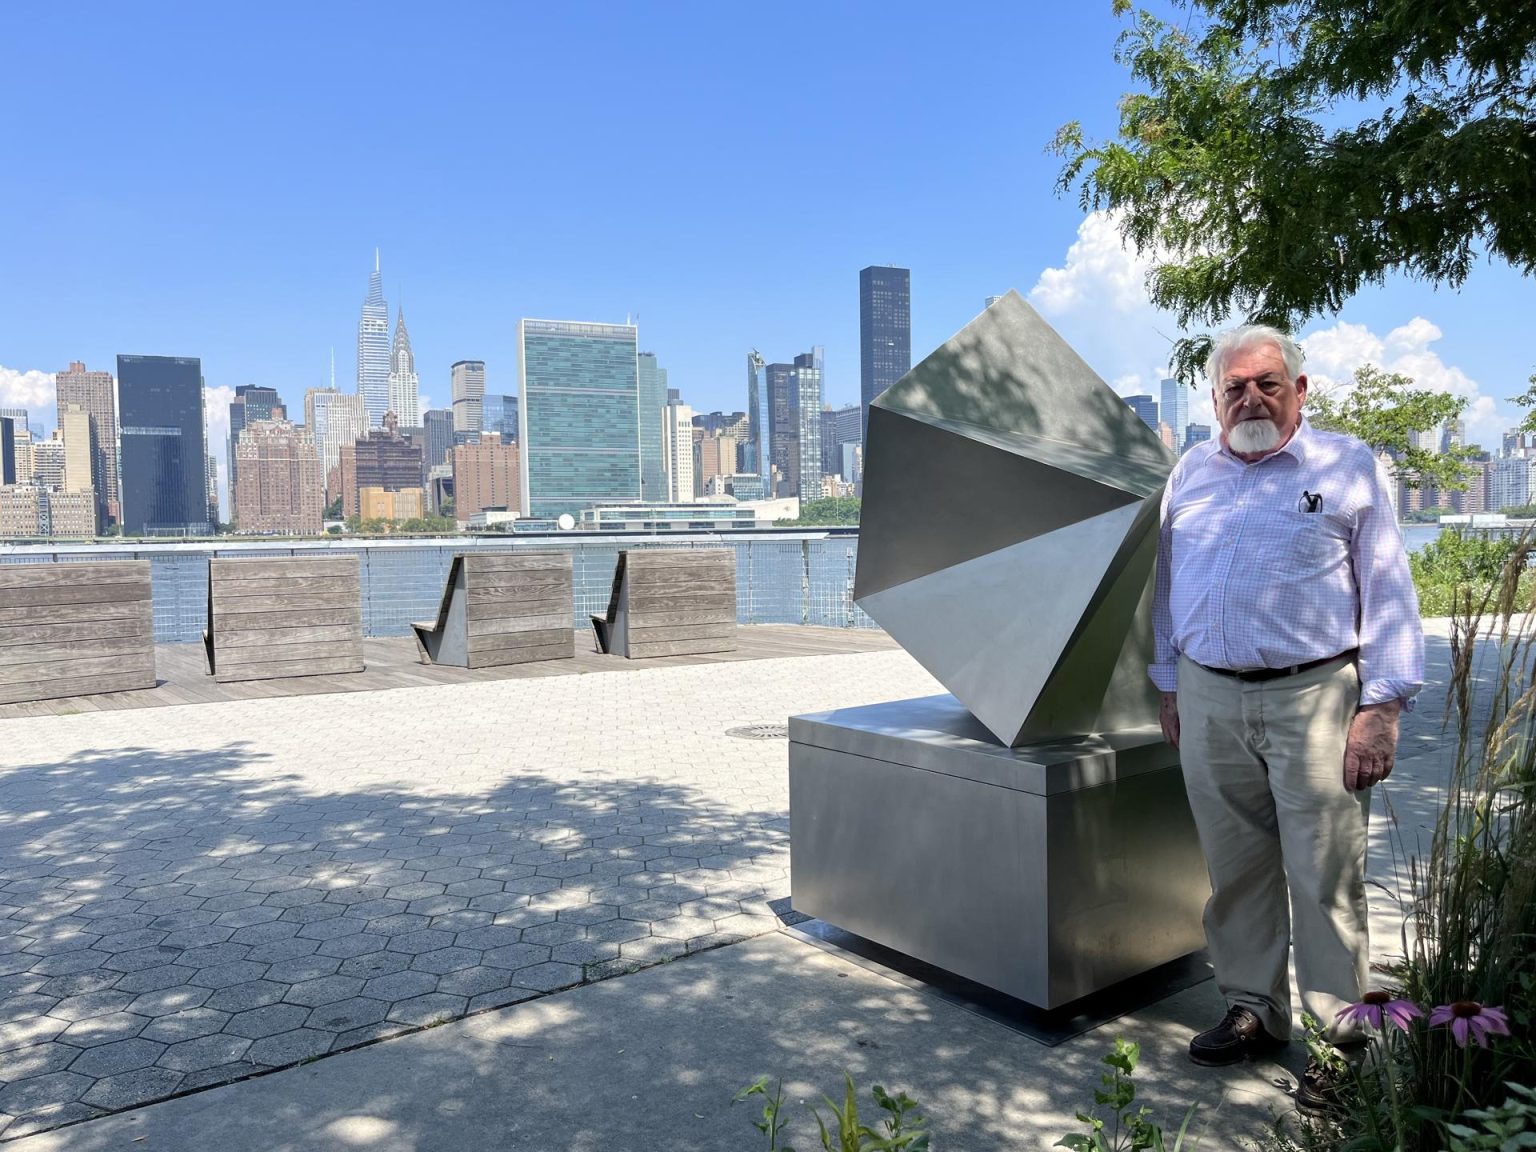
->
xmin=1057 ymin=1039 xmax=1197 ymax=1151
xmin=734 ymin=1074 xmax=930 ymax=1151
xmin=1444 ymin=1083 xmax=1536 ymax=1150
xmin=1408 ymin=529 xmax=1530 ymax=617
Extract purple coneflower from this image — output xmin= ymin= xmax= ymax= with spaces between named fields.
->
xmin=1336 ymin=990 xmax=1423 ymax=1032
xmin=1429 ymin=1002 xmax=1511 ymax=1048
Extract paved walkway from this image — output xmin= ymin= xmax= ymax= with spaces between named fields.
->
xmin=0 ymin=647 xmax=942 ymax=1139
xmin=0 ymin=623 xmax=1467 ymax=1146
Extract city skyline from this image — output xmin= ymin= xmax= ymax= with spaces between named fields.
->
xmin=4 ymin=5 xmax=1528 ymax=469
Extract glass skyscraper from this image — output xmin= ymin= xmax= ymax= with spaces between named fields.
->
xmin=859 ymin=265 xmax=911 ymax=441
xmin=482 ymin=393 xmax=518 ymax=440
xmin=517 ymin=319 xmax=639 ymax=519
xmin=637 ymin=352 xmax=668 ymax=503
xmin=766 ymin=350 xmax=823 ymax=499
xmin=1124 ymin=394 xmax=1159 ymax=430
xmin=356 ymin=252 xmax=390 ymax=427
xmin=1160 ymin=377 xmax=1189 ymax=445
xmin=745 ymin=350 xmax=770 ymax=484
xmin=118 ymin=354 xmax=210 ymax=536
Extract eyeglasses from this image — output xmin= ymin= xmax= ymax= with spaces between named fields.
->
xmin=1219 ymin=375 xmax=1290 ymax=403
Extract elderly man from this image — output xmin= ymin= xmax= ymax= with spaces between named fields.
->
xmin=1149 ymin=324 xmax=1423 ymax=1108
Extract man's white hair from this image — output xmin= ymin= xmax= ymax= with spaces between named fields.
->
xmin=1205 ymin=324 xmax=1305 ymax=387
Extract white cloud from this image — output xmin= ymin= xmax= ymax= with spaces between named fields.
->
xmin=1029 ymin=212 xmax=1507 ymax=446
xmin=1029 ymin=211 xmax=1189 ymax=406
xmin=1300 ymin=318 xmax=1501 ymax=448
xmin=205 ymin=385 xmax=235 ymax=521
xmin=0 ymin=366 xmax=57 ymax=425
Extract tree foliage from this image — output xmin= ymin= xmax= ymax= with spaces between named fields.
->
xmin=343 ymin=513 xmax=458 ymax=535
xmin=1054 ymin=0 xmax=1536 ymax=381
xmin=1307 ymin=364 xmax=1473 ymax=489
xmin=777 ymin=497 xmax=860 ymax=526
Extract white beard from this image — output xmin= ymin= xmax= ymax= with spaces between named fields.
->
xmin=1228 ymin=418 xmax=1282 ymax=455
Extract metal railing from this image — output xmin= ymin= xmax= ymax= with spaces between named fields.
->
xmin=0 ymin=530 xmax=874 ymax=643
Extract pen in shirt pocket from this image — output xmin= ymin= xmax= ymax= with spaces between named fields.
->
xmin=1298 ymin=490 xmax=1323 ymax=513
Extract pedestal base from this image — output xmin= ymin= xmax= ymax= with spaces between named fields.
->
xmin=789 ymin=694 xmax=1210 ymax=1010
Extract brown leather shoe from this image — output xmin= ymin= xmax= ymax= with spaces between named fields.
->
xmin=1295 ymin=1057 xmax=1348 ymax=1112
xmin=1188 ymin=1005 xmax=1288 ymax=1066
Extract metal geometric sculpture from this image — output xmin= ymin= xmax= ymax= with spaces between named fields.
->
xmin=855 ymin=290 xmax=1177 ymax=747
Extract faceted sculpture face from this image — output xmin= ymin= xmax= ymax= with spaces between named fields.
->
xmin=854 ymin=291 xmax=1176 ymax=747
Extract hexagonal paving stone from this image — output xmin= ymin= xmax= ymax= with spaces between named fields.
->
xmin=159 ymin=925 xmax=235 ymax=951
xmin=318 ymin=933 xmax=388 ymax=960
xmin=213 ymin=903 xmax=284 ymax=931
xmin=520 ymin=922 xmax=584 ymax=947
xmin=296 ymin=918 xmax=364 ymax=943
xmin=0 ymin=993 xmax=60 ymax=1024
xmin=261 ymin=888 xmax=324 ymax=909
xmin=480 ymin=942 xmax=552 ymax=971
xmin=34 ymin=970 xmax=117 ymax=999
xmin=228 ymin=921 xmax=298 ymax=946
xmin=451 ymin=925 xmax=522 ymax=951
xmin=365 ymin=914 xmax=431 ymax=936
xmin=68 ymin=1036 xmax=166 ymax=1078
xmin=80 ymin=1066 xmax=185 ymax=1110
xmin=359 ymin=970 xmax=437 ymax=1002
xmin=112 ymin=965 xmax=197 ymax=995
xmin=190 ymin=961 xmax=269 ymax=989
xmin=339 ymin=951 xmax=412 ymax=980
xmin=103 ymin=946 xmax=183 ymax=974
xmin=3 ymin=1041 xmax=83 ymax=1081
xmin=385 ymin=930 xmax=455 ymax=956
xmin=58 ymin=1011 xmax=148 ymax=1047
xmin=205 ymin=980 xmax=286 ymax=1013
xmin=28 ymin=949 xmax=111 ymax=977
xmin=226 ymin=1002 xmax=311 ymax=1040
xmin=507 ymin=962 xmax=582 ymax=993
xmin=140 ymin=1008 xmax=231 ymax=1044
xmin=245 ymin=1028 xmax=335 ymax=1067
xmin=264 ymin=955 xmax=339 ymax=984
xmin=384 ymin=992 xmax=468 ymax=1027
xmin=557 ymin=904 xmax=619 ymax=926
xmin=434 ymin=966 xmax=513 ymax=998
xmin=409 ymin=947 xmax=480 ymax=975
xmin=47 ymin=989 xmax=134 ymax=1023
xmin=179 ymin=1060 xmax=265 ymax=1091
xmin=304 ymin=997 xmax=387 ymax=1033
xmin=157 ymin=1033 xmax=252 ymax=1073
xmin=245 ymin=938 xmax=320 ymax=965
xmin=123 ymin=985 xmax=213 ymax=1018
xmin=177 ymin=943 xmax=252 ymax=969
xmin=0 ymin=1070 xmax=93 ymax=1114
xmin=284 ymin=975 xmax=365 ymax=1008
xmin=92 ymin=929 xmax=169 ymax=953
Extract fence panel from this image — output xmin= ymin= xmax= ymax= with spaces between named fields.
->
xmin=0 ymin=532 xmax=876 ymax=642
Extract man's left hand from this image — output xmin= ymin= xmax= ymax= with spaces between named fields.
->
xmin=1344 ymin=700 xmax=1401 ymax=791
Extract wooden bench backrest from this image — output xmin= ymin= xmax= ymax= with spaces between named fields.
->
xmin=0 ymin=561 xmax=156 ymax=704
xmin=609 ymin=548 xmax=737 ymax=658
xmin=206 ymin=556 xmax=364 ymax=682
xmin=460 ymin=552 xmax=573 ymax=667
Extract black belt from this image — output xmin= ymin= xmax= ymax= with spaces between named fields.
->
xmin=1199 ymin=649 xmax=1357 ymax=684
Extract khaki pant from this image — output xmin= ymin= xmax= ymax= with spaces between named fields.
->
xmin=1176 ymin=655 xmax=1370 ymax=1043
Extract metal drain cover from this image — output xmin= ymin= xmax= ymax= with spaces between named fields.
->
xmin=726 ymin=723 xmax=789 ymax=740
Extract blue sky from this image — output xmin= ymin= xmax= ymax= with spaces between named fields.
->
xmin=3 ymin=1 xmax=1532 ymax=510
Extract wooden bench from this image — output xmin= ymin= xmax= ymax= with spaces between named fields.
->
xmin=591 ymin=548 xmax=737 ymax=658
xmin=0 ymin=561 xmax=156 ymax=705
xmin=204 ymin=556 xmax=364 ymax=682
xmin=412 ymin=552 xmax=574 ymax=668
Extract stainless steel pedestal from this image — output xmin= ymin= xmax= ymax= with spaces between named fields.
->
xmin=789 ymin=694 xmax=1210 ymax=1010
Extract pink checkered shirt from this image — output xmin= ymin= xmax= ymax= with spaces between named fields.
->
xmin=1149 ymin=418 xmax=1423 ymax=706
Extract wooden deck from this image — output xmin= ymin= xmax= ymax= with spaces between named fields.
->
xmin=0 ymin=624 xmax=899 ymax=719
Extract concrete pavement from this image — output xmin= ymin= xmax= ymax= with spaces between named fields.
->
xmin=0 ymin=622 xmax=1468 ymax=1146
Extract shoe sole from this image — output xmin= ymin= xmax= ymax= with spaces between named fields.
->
xmin=1188 ymin=1041 xmax=1289 ymax=1068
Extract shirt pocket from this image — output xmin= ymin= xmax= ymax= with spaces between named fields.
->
xmin=1279 ymin=509 xmax=1346 ymax=565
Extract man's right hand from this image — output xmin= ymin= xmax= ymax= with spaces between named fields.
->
xmin=1159 ymin=691 xmax=1180 ymax=749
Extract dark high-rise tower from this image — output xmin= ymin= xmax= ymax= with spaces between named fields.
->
xmin=118 ymin=354 xmax=210 ymax=536
xmin=859 ymin=265 xmax=911 ymax=441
